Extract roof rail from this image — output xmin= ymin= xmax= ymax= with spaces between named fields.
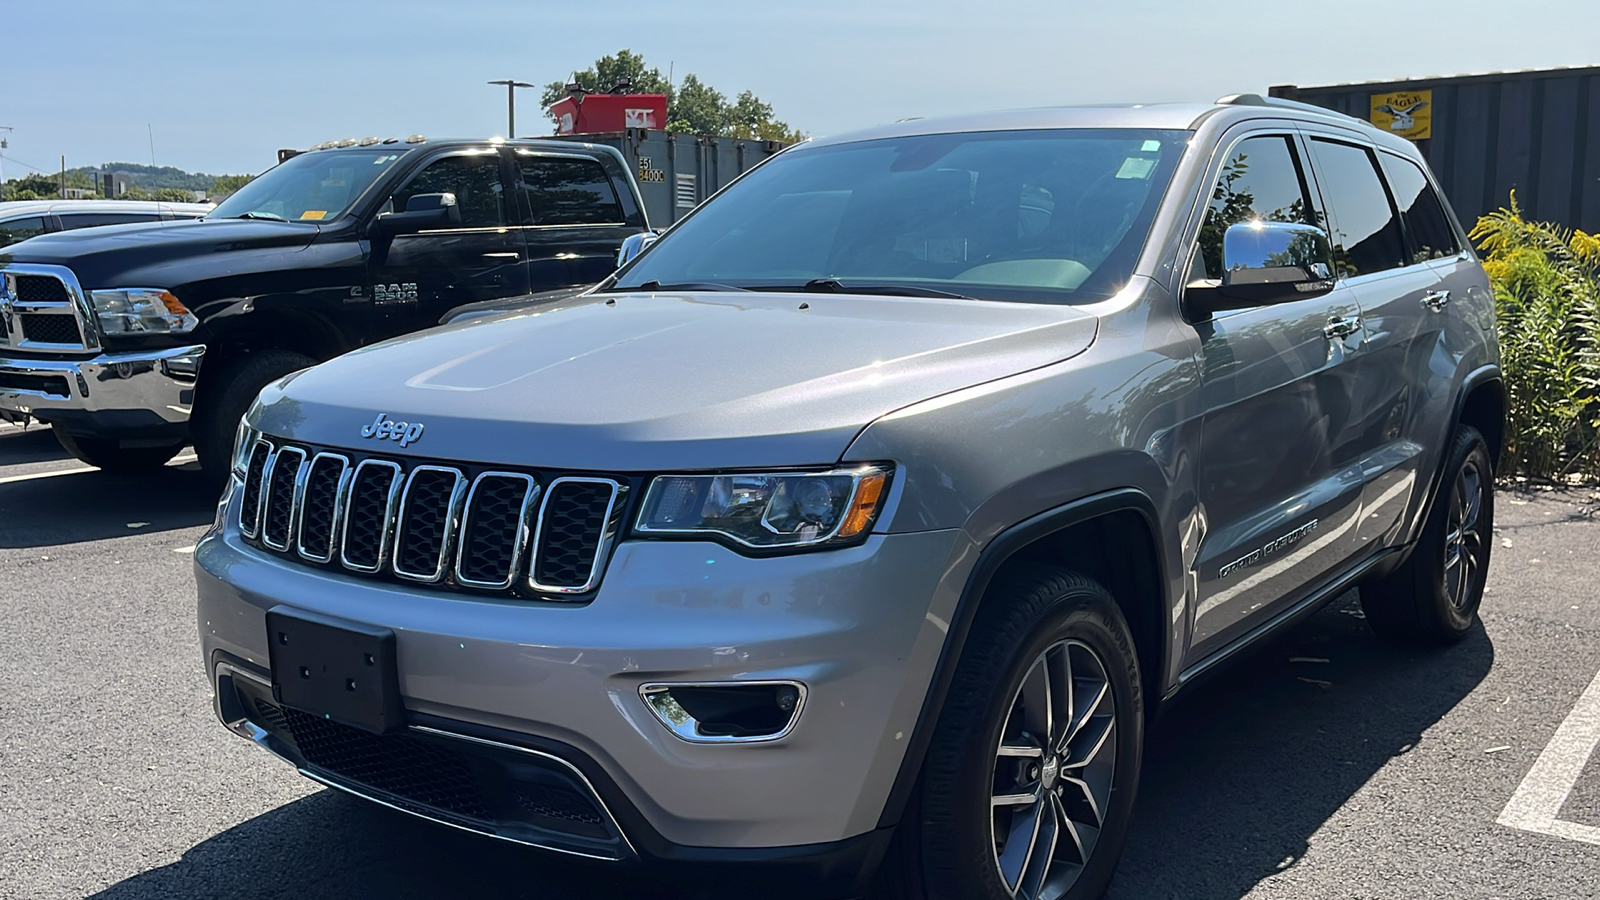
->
xmin=1214 ymin=93 xmax=1380 ymax=130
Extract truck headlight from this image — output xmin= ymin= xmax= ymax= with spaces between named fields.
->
xmin=89 ymin=288 xmax=198 ymax=334
xmin=636 ymin=465 xmax=892 ymax=549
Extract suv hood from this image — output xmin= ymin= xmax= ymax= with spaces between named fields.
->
xmin=0 ymin=218 xmax=319 ymax=271
xmin=253 ymin=291 xmax=1099 ymax=471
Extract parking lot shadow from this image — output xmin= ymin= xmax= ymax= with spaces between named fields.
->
xmin=1106 ymin=591 xmax=1495 ymax=899
xmin=0 ymin=423 xmax=74 ymax=465
xmin=87 ymin=790 xmax=697 ymax=900
xmin=0 ymin=460 xmax=218 ymax=548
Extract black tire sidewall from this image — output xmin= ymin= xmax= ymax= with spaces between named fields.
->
xmin=192 ymin=350 xmax=316 ymax=483
xmin=918 ymin=568 xmax=1143 ymax=900
xmin=1415 ymin=429 xmax=1494 ymax=636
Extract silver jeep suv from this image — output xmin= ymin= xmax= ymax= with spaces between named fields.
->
xmin=196 ymin=95 xmax=1501 ymax=899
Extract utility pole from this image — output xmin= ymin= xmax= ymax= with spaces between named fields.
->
xmin=487 ymin=79 xmax=534 ymax=138
xmin=0 ymin=126 xmax=12 ymax=201
xmin=60 ymin=155 xmax=66 ymax=200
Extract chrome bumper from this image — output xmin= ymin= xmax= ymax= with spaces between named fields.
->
xmin=0 ymin=344 xmax=205 ymax=425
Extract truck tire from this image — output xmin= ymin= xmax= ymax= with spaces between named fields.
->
xmin=883 ymin=565 xmax=1144 ymax=900
xmin=1360 ymin=425 xmax=1494 ymax=644
xmin=54 ymin=430 xmax=184 ymax=473
xmin=192 ymin=350 xmax=317 ymax=486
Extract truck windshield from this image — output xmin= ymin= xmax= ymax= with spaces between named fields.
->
xmin=208 ymin=148 xmax=411 ymax=223
xmin=611 ymin=128 xmax=1187 ymax=304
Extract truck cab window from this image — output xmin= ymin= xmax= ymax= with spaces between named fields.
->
xmin=391 ymin=154 xmax=506 ymax=228
xmin=1197 ymin=135 xmax=1316 ymax=280
xmin=0 ymin=216 xmax=47 ymax=247
xmin=518 ymin=157 xmax=624 ymax=225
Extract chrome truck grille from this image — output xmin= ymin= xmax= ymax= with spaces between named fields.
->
xmin=238 ymin=439 xmax=628 ymax=598
xmin=0 ymin=269 xmax=94 ymax=351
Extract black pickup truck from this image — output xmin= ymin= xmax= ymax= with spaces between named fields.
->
xmin=0 ymin=137 xmax=649 ymax=481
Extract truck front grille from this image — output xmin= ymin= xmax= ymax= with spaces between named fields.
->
xmin=239 ymin=439 xmax=627 ymax=598
xmin=1 ymin=270 xmax=91 ymax=350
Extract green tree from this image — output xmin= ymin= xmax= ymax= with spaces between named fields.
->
xmin=540 ymin=49 xmax=803 ymax=140
xmin=209 ymin=174 xmax=253 ymax=196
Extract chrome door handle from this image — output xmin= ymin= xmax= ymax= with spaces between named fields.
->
xmin=1323 ymin=315 xmax=1363 ymax=340
xmin=1422 ymin=290 xmax=1451 ymax=312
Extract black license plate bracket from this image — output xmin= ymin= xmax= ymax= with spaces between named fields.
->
xmin=267 ymin=606 xmax=403 ymax=735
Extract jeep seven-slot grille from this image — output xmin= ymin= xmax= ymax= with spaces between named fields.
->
xmin=240 ymin=440 xmax=622 ymax=597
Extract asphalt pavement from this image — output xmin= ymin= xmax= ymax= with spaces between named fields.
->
xmin=2 ymin=419 xmax=1598 ymax=899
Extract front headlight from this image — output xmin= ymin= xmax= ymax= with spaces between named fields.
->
xmin=89 ymin=288 xmax=198 ymax=334
xmin=637 ymin=464 xmax=892 ymax=550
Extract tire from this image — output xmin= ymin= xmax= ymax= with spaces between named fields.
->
xmin=191 ymin=349 xmax=317 ymax=486
xmin=883 ymin=565 xmax=1144 ymax=900
xmin=54 ymin=430 xmax=184 ymax=473
xmin=1360 ymin=425 xmax=1493 ymax=644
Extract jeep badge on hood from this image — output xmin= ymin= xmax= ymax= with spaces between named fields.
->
xmin=360 ymin=413 xmax=424 ymax=448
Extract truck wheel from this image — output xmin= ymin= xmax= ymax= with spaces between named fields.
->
xmin=192 ymin=350 xmax=317 ymax=486
xmin=1361 ymin=425 xmax=1494 ymax=644
xmin=886 ymin=565 xmax=1144 ymax=900
xmin=54 ymin=431 xmax=184 ymax=473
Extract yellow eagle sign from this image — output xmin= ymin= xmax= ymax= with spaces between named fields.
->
xmin=1370 ymin=90 xmax=1433 ymax=140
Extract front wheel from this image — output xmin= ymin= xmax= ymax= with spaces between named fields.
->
xmin=1361 ymin=425 xmax=1494 ymax=644
xmin=191 ymin=349 xmax=317 ymax=487
xmin=54 ymin=430 xmax=185 ymax=473
xmin=889 ymin=566 xmax=1144 ymax=900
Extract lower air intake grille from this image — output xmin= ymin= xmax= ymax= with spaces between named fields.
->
xmin=533 ymin=479 xmax=618 ymax=591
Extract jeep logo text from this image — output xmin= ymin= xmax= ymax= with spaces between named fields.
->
xmin=360 ymin=413 xmax=425 ymax=448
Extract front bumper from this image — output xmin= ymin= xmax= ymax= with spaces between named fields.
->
xmin=0 ymin=344 xmax=205 ymax=433
xmin=195 ymin=488 xmax=967 ymax=859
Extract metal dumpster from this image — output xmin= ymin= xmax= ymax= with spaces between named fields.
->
xmin=1271 ymin=66 xmax=1600 ymax=234
xmin=547 ymin=129 xmax=789 ymax=228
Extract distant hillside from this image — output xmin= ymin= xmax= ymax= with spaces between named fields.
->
xmin=67 ymin=163 xmax=218 ymax=192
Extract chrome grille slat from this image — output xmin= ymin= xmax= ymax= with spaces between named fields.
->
xmin=2 ymin=270 xmax=93 ymax=350
xmin=261 ymin=447 xmax=307 ymax=551
xmin=238 ymin=440 xmax=272 ymax=539
xmin=530 ymin=477 xmax=625 ymax=594
xmin=339 ymin=460 xmax=404 ymax=574
xmin=393 ymin=466 xmax=468 ymax=583
xmin=296 ymin=453 xmax=351 ymax=564
xmin=456 ymin=473 xmax=540 ymax=590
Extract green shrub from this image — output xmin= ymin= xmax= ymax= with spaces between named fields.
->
xmin=1471 ymin=193 xmax=1600 ymax=481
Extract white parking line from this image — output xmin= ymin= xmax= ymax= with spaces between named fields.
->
xmin=1498 ymin=666 xmax=1600 ymax=846
xmin=0 ymin=452 xmax=198 ymax=486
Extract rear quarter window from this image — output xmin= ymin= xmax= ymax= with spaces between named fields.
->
xmin=1378 ymin=152 xmax=1461 ymax=263
xmin=1307 ymin=139 xmax=1408 ymax=278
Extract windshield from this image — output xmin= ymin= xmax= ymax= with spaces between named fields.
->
xmin=208 ymin=148 xmax=411 ymax=222
xmin=611 ymin=128 xmax=1186 ymax=304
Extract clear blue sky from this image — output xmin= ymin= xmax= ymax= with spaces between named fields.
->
xmin=4 ymin=0 xmax=1597 ymax=177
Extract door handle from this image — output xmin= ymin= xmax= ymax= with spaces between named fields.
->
xmin=1323 ymin=315 xmax=1363 ymax=341
xmin=1422 ymin=290 xmax=1451 ymax=312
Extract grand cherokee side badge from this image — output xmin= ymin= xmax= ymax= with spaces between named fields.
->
xmin=360 ymin=413 xmax=424 ymax=448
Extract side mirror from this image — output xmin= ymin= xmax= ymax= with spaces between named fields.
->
xmin=368 ymin=192 xmax=462 ymax=239
xmin=616 ymin=231 xmax=659 ymax=268
xmin=1185 ymin=220 xmax=1335 ymax=316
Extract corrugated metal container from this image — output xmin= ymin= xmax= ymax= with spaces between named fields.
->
xmin=1271 ymin=66 xmax=1600 ymax=234
xmin=547 ymin=129 xmax=788 ymax=228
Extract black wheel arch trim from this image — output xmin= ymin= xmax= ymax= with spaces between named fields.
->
xmin=873 ymin=486 xmax=1169 ymax=831
xmin=1404 ymin=363 xmax=1503 ymax=552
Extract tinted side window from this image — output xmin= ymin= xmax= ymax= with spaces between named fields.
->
xmin=519 ymin=157 xmax=623 ymax=226
xmin=58 ymin=212 xmax=160 ymax=230
xmin=1308 ymin=139 xmax=1407 ymax=278
xmin=391 ymin=154 xmax=506 ymax=228
xmin=1198 ymin=136 xmax=1315 ymax=279
xmin=0 ymin=216 xmax=47 ymax=247
xmin=1378 ymin=153 xmax=1461 ymax=263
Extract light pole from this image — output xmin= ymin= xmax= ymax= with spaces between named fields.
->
xmin=486 ymin=80 xmax=534 ymax=138
xmin=0 ymin=127 xmax=12 ymax=201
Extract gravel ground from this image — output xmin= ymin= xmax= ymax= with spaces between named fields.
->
xmin=1 ymin=421 xmax=1597 ymax=899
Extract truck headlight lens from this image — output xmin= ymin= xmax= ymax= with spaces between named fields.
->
xmin=89 ymin=288 xmax=198 ymax=334
xmin=637 ymin=465 xmax=892 ymax=549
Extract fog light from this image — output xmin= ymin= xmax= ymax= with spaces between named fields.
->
xmin=640 ymin=681 xmax=807 ymax=743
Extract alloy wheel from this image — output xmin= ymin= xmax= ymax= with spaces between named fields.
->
xmin=990 ymin=639 xmax=1117 ymax=899
xmin=1443 ymin=456 xmax=1486 ymax=610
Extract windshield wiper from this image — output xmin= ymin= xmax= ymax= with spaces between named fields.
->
xmin=790 ymin=279 xmax=979 ymax=301
xmin=607 ymin=280 xmax=750 ymax=293
xmin=233 ymin=211 xmax=286 ymax=221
